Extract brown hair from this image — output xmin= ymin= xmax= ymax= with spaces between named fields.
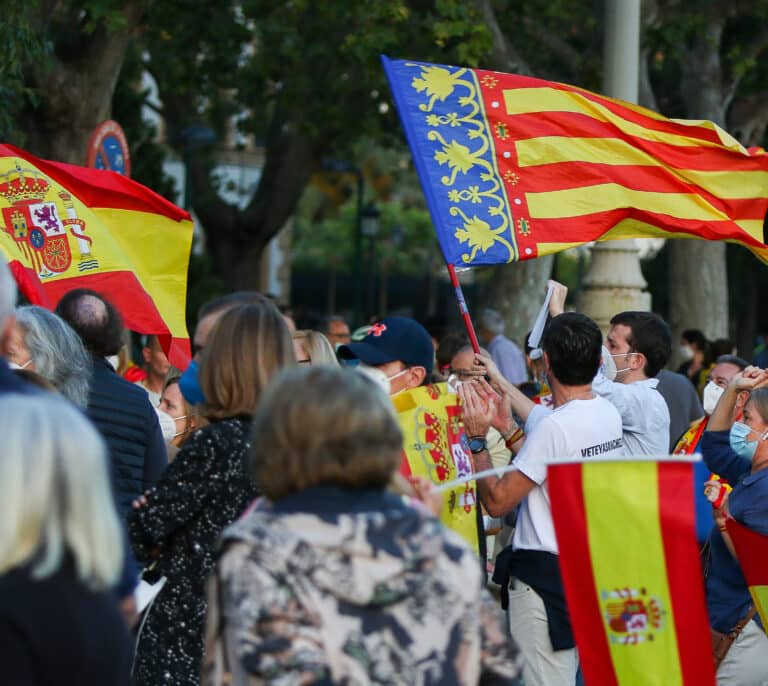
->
xmin=292 ymin=330 xmax=339 ymax=367
xmin=249 ymin=366 xmax=402 ymax=500
xmin=750 ymin=388 xmax=768 ymax=425
xmin=200 ymin=302 xmax=295 ymax=420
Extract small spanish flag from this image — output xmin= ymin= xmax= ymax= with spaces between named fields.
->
xmin=382 ymin=56 xmax=768 ymax=267
xmin=548 ymin=460 xmax=715 ymax=686
xmin=0 ymin=144 xmax=193 ymax=368
xmin=394 ymin=383 xmax=479 ymax=553
xmin=725 ymin=517 xmax=768 ymax=629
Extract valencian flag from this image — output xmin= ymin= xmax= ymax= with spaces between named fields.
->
xmin=548 ymin=459 xmax=715 ymax=686
xmin=0 ymin=144 xmax=193 ymax=367
xmin=382 ymin=56 xmax=768 ymax=267
xmin=394 ymin=383 xmax=479 ymax=553
xmin=726 ymin=517 xmax=768 ymax=629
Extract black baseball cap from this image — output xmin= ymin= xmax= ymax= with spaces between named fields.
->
xmin=338 ymin=316 xmax=434 ymax=374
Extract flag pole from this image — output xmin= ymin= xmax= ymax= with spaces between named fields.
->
xmin=446 ymin=263 xmax=481 ymax=354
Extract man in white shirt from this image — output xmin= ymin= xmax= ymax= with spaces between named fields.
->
xmin=460 ymin=312 xmax=624 ymax=686
xmin=546 ymin=281 xmax=671 ymax=456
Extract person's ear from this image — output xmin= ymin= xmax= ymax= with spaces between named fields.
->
xmin=410 ymin=366 xmax=427 ymax=387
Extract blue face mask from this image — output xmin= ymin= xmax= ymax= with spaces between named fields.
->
xmin=729 ymin=421 xmax=759 ymax=460
xmin=178 ymin=360 xmax=206 ymax=405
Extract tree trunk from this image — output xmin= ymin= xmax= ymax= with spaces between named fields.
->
xmin=482 ymin=256 xmax=555 ymax=348
xmin=668 ymin=19 xmax=729 ymax=362
xmin=20 ymin=3 xmax=143 ymax=163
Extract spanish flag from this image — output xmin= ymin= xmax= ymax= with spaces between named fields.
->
xmin=725 ymin=517 xmax=768 ymax=629
xmin=382 ymin=56 xmax=768 ymax=267
xmin=548 ymin=460 xmax=715 ymax=686
xmin=394 ymin=383 xmax=480 ymax=553
xmin=0 ymin=144 xmax=193 ymax=368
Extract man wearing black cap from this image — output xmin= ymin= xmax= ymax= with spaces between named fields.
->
xmin=338 ymin=316 xmax=434 ymax=395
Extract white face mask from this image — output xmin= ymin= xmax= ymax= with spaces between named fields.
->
xmin=600 ymin=346 xmax=617 ymax=381
xmin=7 ymin=359 xmax=32 ymax=371
xmin=357 ymin=364 xmax=410 ymax=396
xmin=702 ymin=381 xmax=725 ymax=415
xmin=155 ymin=408 xmax=177 ymax=444
xmin=679 ymin=345 xmax=694 ymax=361
xmin=105 ymin=355 xmax=119 ymax=370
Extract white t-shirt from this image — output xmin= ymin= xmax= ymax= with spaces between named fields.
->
xmin=512 ymin=398 xmax=624 ymax=555
xmin=592 ymin=374 xmax=670 ymax=457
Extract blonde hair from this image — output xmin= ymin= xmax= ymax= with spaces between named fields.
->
xmin=292 ymin=330 xmax=339 ymax=367
xmin=250 ymin=366 xmax=402 ymax=500
xmin=200 ymin=302 xmax=295 ymax=420
xmin=0 ymin=394 xmax=123 ymax=590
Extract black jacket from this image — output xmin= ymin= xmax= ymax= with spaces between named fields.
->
xmin=0 ymin=562 xmax=132 ymax=686
xmin=0 ymin=357 xmax=37 ymax=395
xmin=87 ymin=356 xmax=166 ymax=515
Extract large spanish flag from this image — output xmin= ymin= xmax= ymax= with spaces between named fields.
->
xmin=0 ymin=144 xmax=193 ymax=368
xmin=726 ymin=517 xmax=768 ymax=629
xmin=394 ymin=383 xmax=480 ymax=553
xmin=382 ymin=56 xmax=768 ymax=266
xmin=548 ymin=460 xmax=715 ymax=686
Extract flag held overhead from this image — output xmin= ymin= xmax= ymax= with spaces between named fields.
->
xmin=382 ymin=55 xmax=768 ymax=266
xmin=0 ymin=144 xmax=193 ymax=368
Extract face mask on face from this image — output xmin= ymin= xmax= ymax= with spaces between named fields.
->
xmin=679 ymin=345 xmax=694 ymax=361
xmin=155 ymin=408 xmax=177 ymax=444
xmin=105 ymin=355 xmax=119 ymax=370
xmin=728 ymin=421 xmax=766 ymax=460
xmin=610 ymin=352 xmax=640 ymax=377
xmin=702 ymin=381 xmax=725 ymax=415
xmin=179 ymin=360 xmax=206 ymax=405
xmin=7 ymin=359 xmax=32 ymax=371
xmin=357 ymin=364 xmax=411 ymax=396
xmin=600 ymin=346 xmax=617 ymax=381
xmin=172 ymin=416 xmax=188 ymax=439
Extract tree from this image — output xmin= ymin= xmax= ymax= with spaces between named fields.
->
xmin=8 ymin=1 xmax=146 ymax=163
xmin=138 ymin=0 xmax=491 ymax=291
xmin=644 ymin=1 xmax=768 ymax=349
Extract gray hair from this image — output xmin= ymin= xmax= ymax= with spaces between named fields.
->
xmin=0 ymin=393 xmax=123 ymax=590
xmin=0 ymin=253 xmax=17 ymax=330
xmin=16 ymin=306 xmax=92 ymax=407
xmin=479 ymin=308 xmax=505 ymax=336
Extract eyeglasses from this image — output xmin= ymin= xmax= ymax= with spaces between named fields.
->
xmin=297 ymin=359 xmax=312 ymax=365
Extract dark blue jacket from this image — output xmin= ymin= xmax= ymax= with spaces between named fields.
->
xmin=700 ymin=429 xmax=768 ymax=632
xmin=0 ymin=357 xmax=38 ymax=395
xmin=87 ymin=356 xmax=166 ymax=516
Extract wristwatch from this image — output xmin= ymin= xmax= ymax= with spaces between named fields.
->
xmin=468 ymin=436 xmax=488 ymax=454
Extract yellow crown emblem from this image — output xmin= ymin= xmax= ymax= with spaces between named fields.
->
xmin=0 ymin=164 xmax=49 ymax=204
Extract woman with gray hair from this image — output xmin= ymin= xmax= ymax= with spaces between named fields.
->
xmin=5 ymin=305 xmax=91 ymax=406
xmin=203 ymin=366 xmax=522 ymax=685
xmin=0 ymin=393 xmax=131 ymax=684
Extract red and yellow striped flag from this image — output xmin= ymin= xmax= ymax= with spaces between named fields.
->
xmin=382 ymin=57 xmax=768 ymax=266
xmin=0 ymin=144 xmax=193 ymax=368
xmin=726 ymin=517 xmax=768 ymax=629
xmin=548 ymin=460 xmax=715 ymax=686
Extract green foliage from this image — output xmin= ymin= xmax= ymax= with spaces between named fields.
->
xmin=0 ymin=4 xmax=44 ymax=138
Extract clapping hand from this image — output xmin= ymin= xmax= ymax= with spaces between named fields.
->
xmin=733 ymin=366 xmax=768 ymax=392
xmin=458 ymin=379 xmax=496 ymax=438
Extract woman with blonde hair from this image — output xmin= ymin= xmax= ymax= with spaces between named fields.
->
xmin=0 ymin=393 xmax=131 ymax=685
xmin=292 ymin=329 xmax=339 ymax=366
xmin=129 ymin=301 xmax=295 ymax=686
xmin=203 ymin=366 xmax=522 ymax=685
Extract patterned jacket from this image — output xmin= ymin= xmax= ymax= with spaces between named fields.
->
xmin=203 ymin=486 xmax=523 ymax=685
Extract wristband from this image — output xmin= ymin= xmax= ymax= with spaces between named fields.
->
xmin=500 ymin=424 xmax=520 ymax=441
xmin=504 ymin=428 xmax=524 ymax=448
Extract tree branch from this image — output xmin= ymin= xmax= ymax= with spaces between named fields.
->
xmin=472 ymin=0 xmax=532 ymax=75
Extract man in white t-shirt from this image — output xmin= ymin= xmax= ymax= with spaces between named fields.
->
xmin=460 ymin=312 xmax=624 ymax=686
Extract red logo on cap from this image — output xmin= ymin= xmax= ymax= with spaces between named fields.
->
xmin=369 ymin=322 xmax=387 ymax=337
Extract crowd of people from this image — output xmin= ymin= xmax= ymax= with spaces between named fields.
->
xmin=0 ymin=249 xmax=765 ymax=685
